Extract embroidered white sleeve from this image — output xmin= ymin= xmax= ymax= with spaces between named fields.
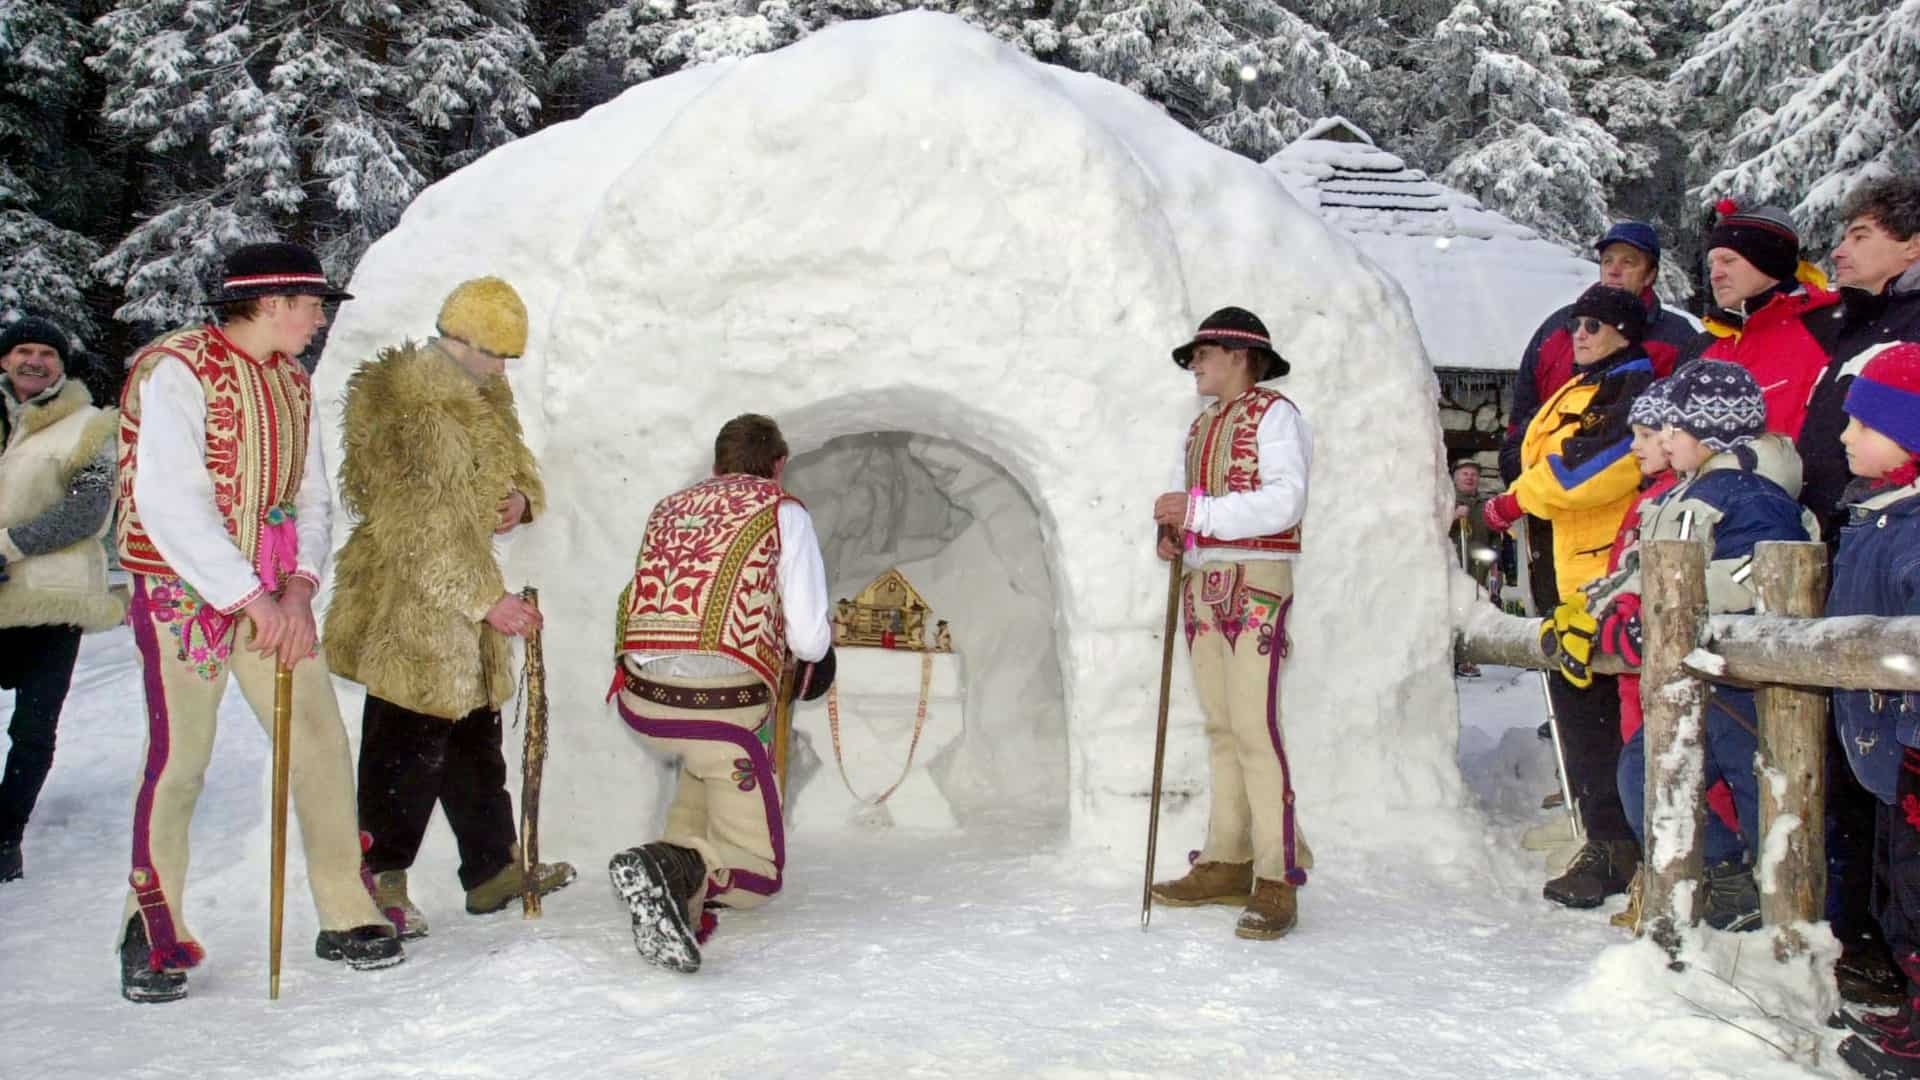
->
xmin=778 ymin=501 xmax=832 ymax=662
xmin=1189 ymin=400 xmax=1312 ymax=540
xmin=131 ymin=357 xmax=263 ymax=612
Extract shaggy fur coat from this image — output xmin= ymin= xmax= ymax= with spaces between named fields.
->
xmin=326 ymin=343 xmax=545 ymax=720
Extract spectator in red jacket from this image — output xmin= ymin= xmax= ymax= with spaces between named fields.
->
xmin=1682 ymin=201 xmax=1841 ymax=438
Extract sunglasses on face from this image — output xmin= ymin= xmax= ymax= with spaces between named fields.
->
xmin=1568 ymin=317 xmax=1612 ymax=336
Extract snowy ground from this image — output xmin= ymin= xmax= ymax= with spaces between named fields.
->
xmin=0 ymin=642 xmax=1852 ymax=1078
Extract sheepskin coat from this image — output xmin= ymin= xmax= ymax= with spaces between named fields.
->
xmin=0 ymin=379 xmax=124 ymax=632
xmin=326 ymin=342 xmax=545 ymax=720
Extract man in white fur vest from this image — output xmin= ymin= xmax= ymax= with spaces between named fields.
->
xmin=0 ymin=316 xmax=125 ymax=884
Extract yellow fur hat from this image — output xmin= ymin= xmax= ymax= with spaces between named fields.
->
xmin=437 ymin=277 xmax=527 ymax=357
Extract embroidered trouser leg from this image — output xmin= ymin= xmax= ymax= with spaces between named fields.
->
xmin=359 ymin=697 xmax=515 ymax=890
xmin=617 ymin=674 xmax=783 ymax=910
xmin=119 ymin=576 xmax=383 ymax=961
xmin=1184 ymin=560 xmax=1312 ymax=885
xmin=0 ymin=623 xmax=83 ymax=848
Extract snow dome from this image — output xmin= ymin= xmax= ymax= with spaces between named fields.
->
xmin=314 ymin=12 xmax=1468 ymax=864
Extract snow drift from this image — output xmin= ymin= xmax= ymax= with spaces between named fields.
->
xmin=313 ymin=12 xmax=1466 ymax=864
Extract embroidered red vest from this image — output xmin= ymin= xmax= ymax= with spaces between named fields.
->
xmin=116 ymin=325 xmax=312 ymax=579
xmin=616 ymin=474 xmax=791 ymax=690
xmin=1184 ymin=386 xmax=1303 ymax=555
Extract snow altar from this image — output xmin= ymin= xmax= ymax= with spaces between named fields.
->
xmin=313 ymin=12 xmax=1471 ymax=865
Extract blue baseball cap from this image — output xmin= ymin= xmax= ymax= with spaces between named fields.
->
xmin=1594 ymin=221 xmax=1660 ymax=262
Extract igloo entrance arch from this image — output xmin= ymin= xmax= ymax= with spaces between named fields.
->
xmin=780 ymin=414 xmax=1070 ymax=831
xmin=315 ymin=11 xmax=1474 ymax=869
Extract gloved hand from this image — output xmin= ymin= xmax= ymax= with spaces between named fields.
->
xmin=0 ymin=552 xmax=9 ymax=584
xmin=1598 ymin=594 xmax=1643 ymax=668
xmin=1541 ymin=601 xmax=1598 ymax=688
xmin=1481 ymin=492 xmax=1523 ymax=534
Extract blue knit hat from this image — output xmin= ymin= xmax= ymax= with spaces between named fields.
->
xmin=1844 ymin=341 xmax=1920 ymax=456
xmin=1664 ymin=361 xmax=1767 ymax=451
xmin=1629 ymin=377 xmax=1675 ymax=429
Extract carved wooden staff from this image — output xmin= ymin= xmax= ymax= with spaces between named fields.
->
xmin=268 ymin=662 xmax=292 ymax=999
xmin=1142 ymin=555 xmax=1185 ymax=929
xmin=518 ymin=587 xmax=549 ymax=918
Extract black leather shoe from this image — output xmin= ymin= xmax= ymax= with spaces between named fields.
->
xmin=315 ymin=924 xmax=405 ymax=970
xmin=119 ymin=917 xmax=188 ymax=1004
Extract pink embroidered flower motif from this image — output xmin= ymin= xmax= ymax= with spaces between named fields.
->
xmin=732 ymin=759 xmax=758 ymax=792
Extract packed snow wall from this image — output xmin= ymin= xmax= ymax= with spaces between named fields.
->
xmin=313 ymin=12 xmax=1472 ymax=864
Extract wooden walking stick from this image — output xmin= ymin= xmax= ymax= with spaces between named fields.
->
xmin=1141 ymin=552 xmax=1186 ymax=930
xmin=518 ymin=587 xmax=549 ymax=918
xmin=268 ymin=661 xmax=293 ymax=1000
xmin=774 ymin=662 xmax=795 ymax=794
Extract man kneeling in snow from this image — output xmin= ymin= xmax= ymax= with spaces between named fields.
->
xmin=1150 ymin=307 xmax=1313 ymax=940
xmin=608 ymin=414 xmax=834 ymax=972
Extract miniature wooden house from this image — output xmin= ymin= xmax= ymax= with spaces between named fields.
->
xmin=834 ymin=569 xmax=933 ymax=650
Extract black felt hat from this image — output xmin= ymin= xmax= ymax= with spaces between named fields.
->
xmin=1171 ymin=306 xmax=1289 ymax=379
xmin=207 ymin=242 xmax=353 ymax=304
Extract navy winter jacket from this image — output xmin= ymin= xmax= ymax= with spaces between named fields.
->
xmin=1829 ymin=481 xmax=1920 ymax=803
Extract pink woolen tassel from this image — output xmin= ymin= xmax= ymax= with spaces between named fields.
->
xmin=254 ymin=506 xmax=299 ymax=593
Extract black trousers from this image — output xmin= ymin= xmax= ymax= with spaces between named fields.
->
xmin=1548 ymin=670 xmax=1633 ymax=844
xmin=1525 ymin=517 xmax=1559 ymax=616
xmin=1833 ymin=719 xmax=1890 ymax=956
xmin=358 ymin=696 xmax=515 ymax=891
xmin=1874 ymin=747 xmax=1920 ymax=988
xmin=0 ymin=624 xmax=83 ymax=848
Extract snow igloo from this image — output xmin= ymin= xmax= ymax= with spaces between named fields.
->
xmin=314 ymin=12 xmax=1469 ymax=865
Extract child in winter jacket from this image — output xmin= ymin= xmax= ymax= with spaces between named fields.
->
xmin=1583 ymin=380 xmax=1745 ymax=863
xmin=1583 ymin=361 xmax=1817 ymax=932
xmin=1826 ymin=342 xmax=1920 ymax=1080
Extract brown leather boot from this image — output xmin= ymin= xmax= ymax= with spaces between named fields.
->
xmin=1234 ymin=878 xmax=1298 ymax=940
xmin=1151 ymin=859 xmax=1253 ymax=907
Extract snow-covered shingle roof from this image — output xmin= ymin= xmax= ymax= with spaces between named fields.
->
xmin=1266 ymin=119 xmax=1597 ymax=372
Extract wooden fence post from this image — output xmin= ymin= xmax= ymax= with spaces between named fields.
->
xmin=1641 ymin=538 xmax=1712 ymax=960
xmin=1752 ymin=541 xmax=1830 ymax=957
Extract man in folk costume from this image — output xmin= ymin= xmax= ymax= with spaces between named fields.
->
xmin=609 ymin=414 xmax=835 ymax=973
xmin=114 ymin=242 xmax=402 ymax=1003
xmin=326 ymin=277 xmax=576 ymax=938
xmin=0 ymin=317 xmax=126 ymax=884
xmin=1149 ymin=306 xmax=1313 ymax=940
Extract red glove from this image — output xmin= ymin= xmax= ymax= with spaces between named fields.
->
xmin=1481 ymin=492 xmax=1523 ymax=534
xmin=1598 ymin=594 xmax=1643 ymax=668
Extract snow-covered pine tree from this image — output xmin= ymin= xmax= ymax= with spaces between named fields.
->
xmin=89 ymin=0 xmax=541 ymax=329
xmin=1059 ymin=0 xmax=1361 ymax=160
xmin=1676 ymin=0 xmax=1920 ymax=247
xmin=1376 ymin=0 xmax=1657 ymax=252
xmin=1 ymin=2 xmax=105 ymax=338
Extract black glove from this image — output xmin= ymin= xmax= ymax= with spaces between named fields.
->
xmin=0 ymin=552 xmax=9 ymax=585
xmin=791 ymin=647 xmax=835 ymax=702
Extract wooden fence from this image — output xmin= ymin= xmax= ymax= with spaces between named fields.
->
xmin=1458 ymin=539 xmax=1920 ymax=961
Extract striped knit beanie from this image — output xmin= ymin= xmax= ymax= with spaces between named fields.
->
xmin=1706 ymin=200 xmax=1801 ymax=284
xmin=1844 ymin=341 xmax=1920 ymax=456
xmin=1663 ymin=360 xmax=1766 ymax=451
xmin=1628 ymin=376 xmax=1675 ymax=429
